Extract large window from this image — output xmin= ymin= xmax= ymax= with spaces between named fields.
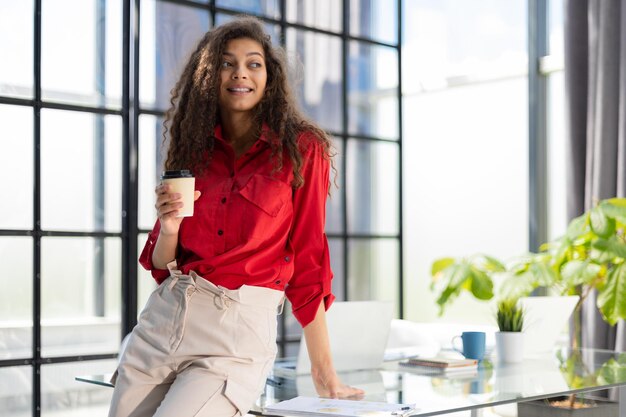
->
xmin=0 ymin=0 xmax=402 ymax=415
xmin=402 ymin=0 xmax=530 ymax=323
xmin=400 ymin=0 xmax=565 ymax=325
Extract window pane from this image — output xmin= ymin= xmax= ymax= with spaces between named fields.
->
xmin=547 ymin=0 xmax=566 ymax=240
xmin=326 ymin=138 xmax=344 ymax=234
xmin=549 ymin=0 xmax=564 ymax=56
xmin=0 ymin=237 xmax=33 ymax=360
xmin=0 ymin=366 xmax=32 ymax=417
xmin=286 ymin=29 xmax=343 ymax=133
xmin=346 ymin=139 xmax=399 ymax=235
xmin=402 ymin=78 xmax=528 ymax=323
xmin=402 ymin=0 xmax=527 ymax=94
xmin=283 ymin=239 xmax=343 ymax=340
xmin=41 ymin=0 xmax=122 ymax=107
xmin=0 ymin=104 xmax=33 ymax=230
xmin=41 ymin=359 xmax=116 ymax=417
xmin=350 ymin=0 xmax=397 ymax=44
xmin=138 ymin=233 xmax=158 ymax=316
xmin=348 ymin=238 xmax=399 ymax=307
xmin=0 ymin=1 xmax=33 ymax=98
xmin=41 ymin=237 xmax=121 ymax=357
xmin=216 ymin=0 xmax=280 ymax=19
xmin=548 ymin=71 xmax=567 ymax=240
xmin=348 ymin=42 xmax=398 ymax=139
xmin=140 ymin=0 xmax=210 ymax=110
xmin=138 ymin=115 xmax=163 ymax=230
xmin=329 ymin=238 xmax=345 ymax=301
xmin=286 ymin=0 xmax=342 ymax=33
xmin=283 ymin=300 xmax=301 ymax=341
xmin=41 ymin=110 xmax=122 ymax=232
xmin=284 ymin=341 xmax=299 ymax=358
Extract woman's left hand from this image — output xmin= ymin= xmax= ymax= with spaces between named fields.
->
xmin=311 ymin=368 xmax=365 ymax=399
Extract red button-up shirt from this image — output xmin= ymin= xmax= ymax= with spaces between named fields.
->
xmin=139 ymin=125 xmax=335 ymax=327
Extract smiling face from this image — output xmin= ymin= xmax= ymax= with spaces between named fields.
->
xmin=218 ymin=37 xmax=268 ymax=118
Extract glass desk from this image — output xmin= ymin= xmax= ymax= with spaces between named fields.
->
xmin=77 ymin=348 xmax=626 ymax=416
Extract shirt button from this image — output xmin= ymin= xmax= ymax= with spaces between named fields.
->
xmin=217 ymin=229 xmax=224 ymax=236
xmin=284 ymin=256 xmax=290 ymax=262
xmin=221 ymin=197 xmax=226 ymax=204
xmin=275 ymin=280 xmax=281 ymax=285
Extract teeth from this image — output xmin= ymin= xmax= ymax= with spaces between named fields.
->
xmin=229 ymin=88 xmax=252 ymax=92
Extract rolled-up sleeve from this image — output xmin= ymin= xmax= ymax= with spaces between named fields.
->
xmin=285 ymin=138 xmax=335 ymax=327
xmin=138 ymin=220 xmax=170 ymax=284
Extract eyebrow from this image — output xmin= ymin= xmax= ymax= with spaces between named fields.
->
xmin=222 ymin=51 xmax=264 ymax=58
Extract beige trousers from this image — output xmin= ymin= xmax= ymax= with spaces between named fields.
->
xmin=108 ymin=265 xmax=284 ymax=417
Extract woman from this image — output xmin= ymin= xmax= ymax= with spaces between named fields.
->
xmin=108 ymin=16 xmax=363 ymax=417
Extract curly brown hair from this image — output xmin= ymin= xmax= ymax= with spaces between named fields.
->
xmin=163 ymin=16 xmax=334 ymax=188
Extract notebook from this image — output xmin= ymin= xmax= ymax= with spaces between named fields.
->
xmin=518 ymin=295 xmax=579 ymax=358
xmin=273 ymin=301 xmax=394 ymax=377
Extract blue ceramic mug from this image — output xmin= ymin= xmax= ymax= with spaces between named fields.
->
xmin=451 ymin=331 xmax=486 ymax=360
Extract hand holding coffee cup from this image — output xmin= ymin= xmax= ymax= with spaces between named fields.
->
xmin=451 ymin=331 xmax=486 ymax=361
xmin=155 ymin=170 xmax=200 ymax=231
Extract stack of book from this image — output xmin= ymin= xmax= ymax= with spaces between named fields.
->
xmin=399 ymin=357 xmax=478 ymax=375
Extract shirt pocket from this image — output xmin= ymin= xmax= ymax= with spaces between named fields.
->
xmin=238 ymin=174 xmax=292 ymax=240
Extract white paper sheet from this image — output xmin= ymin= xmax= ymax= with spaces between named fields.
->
xmin=263 ymin=396 xmax=417 ymax=417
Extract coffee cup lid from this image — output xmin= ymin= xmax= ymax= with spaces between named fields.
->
xmin=161 ymin=169 xmax=193 ymax=179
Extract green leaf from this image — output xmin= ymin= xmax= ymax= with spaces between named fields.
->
xmin=566 ymin=214 xmax=588 ymax=240
xmin=499 ymin=271 xmax=536 ymax=300
xmin=507 ymin=254 xmax=536 ymax=275
xmin=551 ymin=237 xmax=572 ymax=270
xmin=572 ymin=231 xmax=595 ymax=248
xmin=496 ymin=300 xmax=524 ymax=332
xmin=593 ymin=238 xmax=609 ymax=251
xmin=431 ymin=258 xmax=456 ymax=276
xmin=598 ymin=357 xmax=626 ymax=385
xmin=590 ymin=207 xmax=616 ymax=238
xmin=529 ymin=262 xmax=557 ymax=287
xmin=593 ymin=238 xmax=626 ymax=259
xmin=435 ymin=264 xmax=472 ymax=314
xmin=607 ymin=240 xmax=626 ymax=259
xmin=591 ymin=247 xmax=618 ymax=263
xmin=597 ymin=263 xmax=626 ymax=325
xmin=469 ymin=267 xmax=494 ymax=300
xmin=561 ymin=260 xmax=602 ymax=287
xmin=600 ymin=198 xmax=626 ymax=223
xmin=475 ymin=255 xmax=506 ymax=272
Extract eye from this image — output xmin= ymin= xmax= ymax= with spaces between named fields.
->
xmin=249 ymin=62 xmax=263 ymax=69
xmin=221 ymin=61 xmax=232 ymax=68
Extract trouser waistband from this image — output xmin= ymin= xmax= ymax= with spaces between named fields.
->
xmin=166 ymin=261 xmax=285 ymax=312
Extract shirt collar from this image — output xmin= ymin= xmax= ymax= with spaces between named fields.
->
xmin=213 ymin=123 xmax=272 ymax=144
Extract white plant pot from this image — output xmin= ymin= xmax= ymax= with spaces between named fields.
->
xmin=495 ymin=331 xmax=524 ymax=363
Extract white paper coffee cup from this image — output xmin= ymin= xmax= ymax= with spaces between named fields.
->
xmin=161 ymin=170 xmax=195 ymax=217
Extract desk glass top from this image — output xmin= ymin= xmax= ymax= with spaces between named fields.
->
xmin=76 ymin=348 xmax=626 ymax=416
xmin=258 ymin=348 xmax=626 ymax=416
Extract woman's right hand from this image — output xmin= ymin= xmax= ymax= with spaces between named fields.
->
xmin=154 ymin=184 xmax=201 ymax=235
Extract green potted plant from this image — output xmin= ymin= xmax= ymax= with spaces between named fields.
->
xmin=430 ymin=198 xmax=626 ymax=348
xmin=494 ymin=300 xmax=524 ymax=363
xmin=430 ymin=197 xmax=626 ymax=415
